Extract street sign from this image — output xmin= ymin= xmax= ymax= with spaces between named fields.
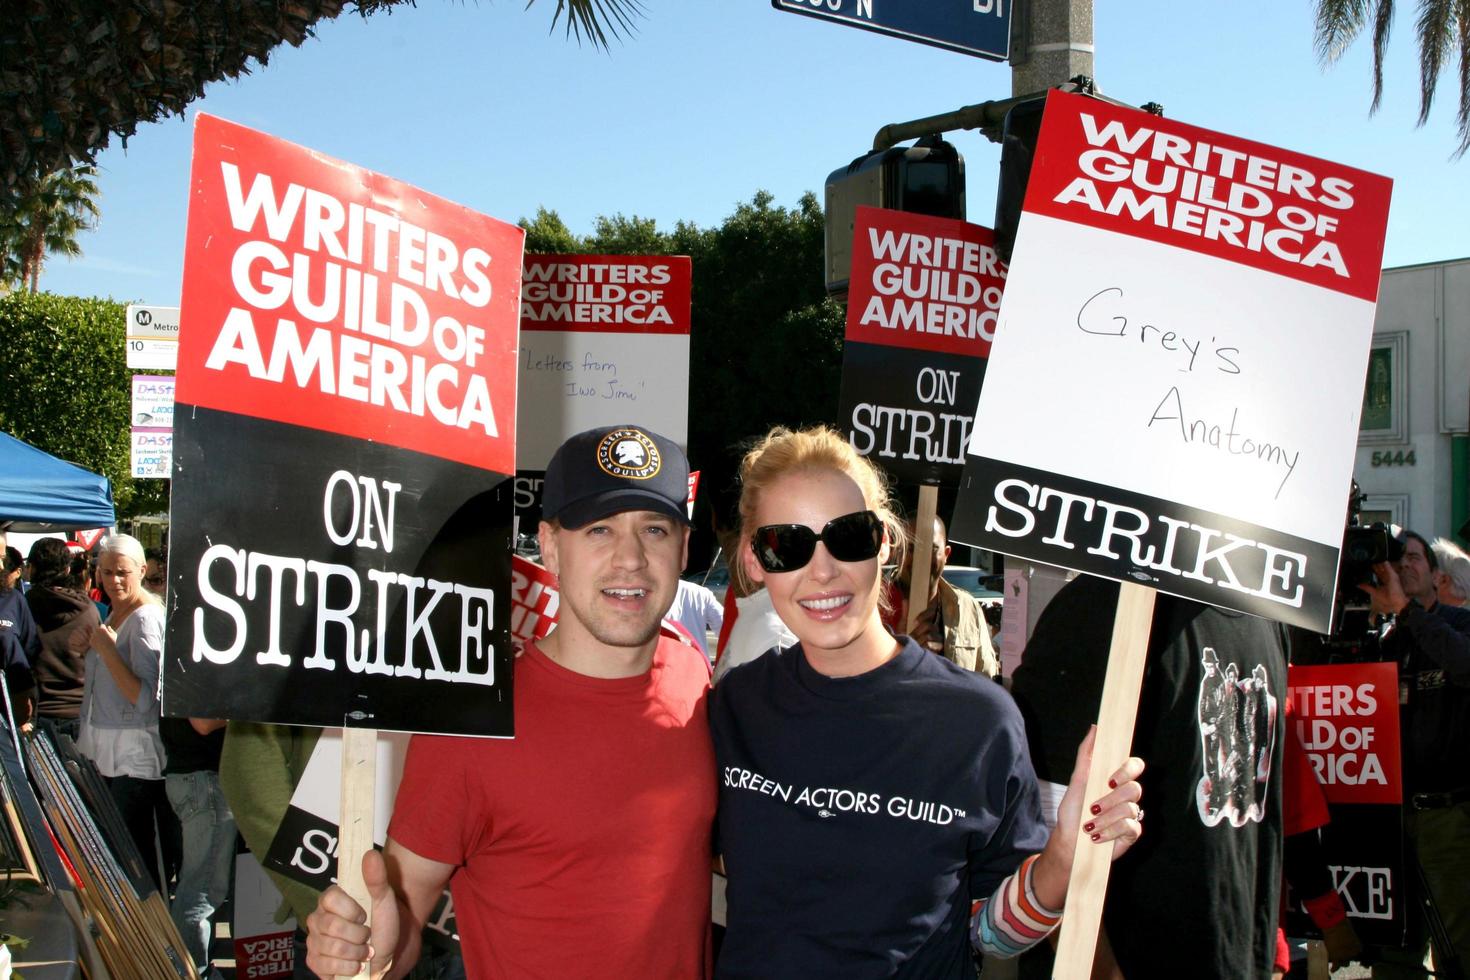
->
xmin=131 ymin=375 xmax=175 ymax=480
xmin=772 ymin=0 xmax=1009 ymax=62
xmin=125 ymin=304 xmax=180 ymax=370
xmin=130 ymin=428 xmax=172 ymax=479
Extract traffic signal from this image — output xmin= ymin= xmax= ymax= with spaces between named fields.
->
xmin=992 ymin=96 xmax=1046 ymax=266
xmin=824 ymin=136 xmax=965 ymax=295
xmin=993 ymin=90 xmax=1164 ymax=264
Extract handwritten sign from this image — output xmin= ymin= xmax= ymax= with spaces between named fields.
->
xmin=838 ymin=207 xmax=1005 ymax=485
xmin=516 ymin=255 xmax=691 ymax=471
xmin=951 ymin=91 xmax=1392 ymax=632
xmin=163 ymin=114 xmax=523 ymax=735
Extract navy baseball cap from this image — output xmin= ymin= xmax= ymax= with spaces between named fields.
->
xmin=541 ymin=425 xmax=691 ymax=529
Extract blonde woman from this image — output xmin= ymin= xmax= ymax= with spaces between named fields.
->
xmin=711 ymin=427 xmax=1144 ymax=977
xmin=69 ymin=534 xmax=179 ymax=890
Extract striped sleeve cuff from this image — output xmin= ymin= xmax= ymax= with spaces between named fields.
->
xmin=969 ymin=853 xmax=1065 ymax=958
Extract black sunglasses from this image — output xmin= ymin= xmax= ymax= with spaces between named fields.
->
xmin=751 ymin=510 xmax=884 ymax=573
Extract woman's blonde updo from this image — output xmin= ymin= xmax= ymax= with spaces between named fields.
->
xmin=732 ymin=425 xmax=908 ymax=596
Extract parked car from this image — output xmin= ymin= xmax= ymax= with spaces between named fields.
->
xmin=940 ymin=566 xmax=1004 ymax=605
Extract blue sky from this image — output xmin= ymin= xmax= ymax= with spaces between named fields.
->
xmin=39 ymin=0 xmax=1469 ymax=305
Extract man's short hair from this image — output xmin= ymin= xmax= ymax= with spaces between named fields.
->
xmin=1398 ymin=529 xmax=1437 ymax=570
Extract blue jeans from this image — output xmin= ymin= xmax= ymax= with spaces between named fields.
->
xmin=166 ymin=770 xmax=237 ymax=972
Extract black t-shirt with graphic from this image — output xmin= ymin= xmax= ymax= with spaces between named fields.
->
xmin=711 ymin=637 xmax=1049 ymax=980
xmin=1010 ymin=576 xmax=1287 ymax=980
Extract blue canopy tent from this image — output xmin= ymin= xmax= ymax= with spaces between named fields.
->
xmin=0 ymin=431 xmax=116 ymax=532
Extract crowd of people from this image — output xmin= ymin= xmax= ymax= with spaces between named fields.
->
xmin=0 ymin=527 xmax=230 ymax=978
xmin=2 ymin=421 xmax=1468 ymax=979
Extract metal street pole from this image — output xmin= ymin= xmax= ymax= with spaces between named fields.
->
xmin=1009 ymin=0 xmax=1093 ymax=96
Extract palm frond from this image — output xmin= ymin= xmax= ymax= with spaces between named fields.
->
xmin=1316 ymin=0 xmax=1370 ymax=64
xmin=1370 ymin=0 xmax=1396 ymax=112
xmin=530 ymin=0 xmax=645 ymax=49
xmin=1415 ymin=0 xmax=1456 ymax=122
xmin=1457 ymin=0 xmax=1470 ymax=154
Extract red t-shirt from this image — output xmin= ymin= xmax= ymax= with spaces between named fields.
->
xmin=390 ymin=638 xmax=716 ymax=979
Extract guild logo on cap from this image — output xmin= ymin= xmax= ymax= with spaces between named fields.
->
xmin=596 ymin=428 xmax=661 ymax=480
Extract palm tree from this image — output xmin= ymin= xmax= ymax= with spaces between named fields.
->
xmin=546 ymin=0 xmax=644 ymax=48
xmin=1313 ymin=0 xmax=1469 ymax=156
xmin=0 ymin=165 xmax=102 ymax=293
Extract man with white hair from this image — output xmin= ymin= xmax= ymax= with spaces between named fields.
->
xmin=1431 ymin=536 xmax=1470 ymax=607
xmin=1361 ymin=529 xmax=1470 ymax=977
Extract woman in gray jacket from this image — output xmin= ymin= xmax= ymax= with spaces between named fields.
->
xmin=69 ymin=533 xmax=179 ymax=890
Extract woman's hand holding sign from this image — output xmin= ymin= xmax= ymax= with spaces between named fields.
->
xmin=1033 ymin=726 xmax=1147 ymax=908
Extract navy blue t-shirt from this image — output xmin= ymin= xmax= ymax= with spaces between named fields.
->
xmin=0 ymin=589 xmax=38 ymax=699
xmin=711 ymin=637 xmax=1049 ymax=980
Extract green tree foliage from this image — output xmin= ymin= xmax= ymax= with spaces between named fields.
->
xmin=0 ymin=291 xmax=167 ymax=518
xmin=519 ymin=207 xmax=584 ymax=254
xmin=522 ymin=190 xmax=844 ymax=557
xmin=1314 ymin=0 xmax=1470 ymax=156
xmin=0 ymin=166 xmax=102 ymax=292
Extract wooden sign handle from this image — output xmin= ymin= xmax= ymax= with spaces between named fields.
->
xmin=907 ymin=485 xmax=939 ymax=633
xmin=1051 ymin=582 xmax=1155 ymax=979
xmin=337 ymin=726 xmax=378 ymax=980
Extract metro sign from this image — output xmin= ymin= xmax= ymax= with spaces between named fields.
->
xmin=772 ymin=0 xmax=1009 ymax=62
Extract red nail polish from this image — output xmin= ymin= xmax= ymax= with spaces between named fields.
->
xmin=1108 ymin=779 xmax=1117 ymax=789
xmin=1090 ymin=833 xmax=1100 ymax=842
xmin=1083 ymin=822 xmax=1094 ymax=833
xmin=1090 ymin=803 xmax=1101 ymax=815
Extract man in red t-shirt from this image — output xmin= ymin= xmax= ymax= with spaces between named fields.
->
xmin=306 ymin=426 xmax=717 ymax=980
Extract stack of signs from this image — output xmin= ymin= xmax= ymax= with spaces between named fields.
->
xmin=130 ymin=374 xmax=174 ymax=478
xmin=164 ymin=114 xmax=524 ymax=736
xmin=952 ymin=91 xmax=1393 ymax=633
xmin=1288 ymin=663 xmax=1406 ymax=947
xmin=838 ymin=206 xmax=1005 ymax=486
xmin=514 ymin=254 xmax=691 ymax=522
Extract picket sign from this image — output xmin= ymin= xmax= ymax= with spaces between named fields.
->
xmin=1051 ymin=582 xmax=1154 ymax=977
xmin=906 ymin=486 xmax=939 ymax=632
xmin=946 ymin=89 xmax=1393 ymax=978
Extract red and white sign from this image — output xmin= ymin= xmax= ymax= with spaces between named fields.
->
xmin=510 ymin=554 xmax=561 ymax=646
xmin=1288 ymin=662 xmax=1402 ymax=805
xmin=952 ymin=92 xmax=1393 ymax=632
xmin=175 ymin=113 xmax=524 ymax=475
xmin=845 ymin=206 xmax=1006 ymax=359
xmin=232 ymin=852 xmax=295 ymax=977
xmin=839 ymin=207 xmax=1006 ymax=485
xmin=516 ymin=254 xmax=691 ymax=471
xmin=687 ymin=470 xmax=700 ymax=519
xmin=165 ymin=115 xmax=521 ymax=735
xmin=72 ymin=528 xmax=105 ymax=551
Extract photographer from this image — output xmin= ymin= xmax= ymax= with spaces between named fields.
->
xmin=1359 ymin=529 xmax=1470 ymax=978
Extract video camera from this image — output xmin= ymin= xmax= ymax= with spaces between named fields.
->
xmin=1309 ymin=481 xmax=1402 ymax=662
xmin=1338 ymin=522 xmax=1404 ymax=599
